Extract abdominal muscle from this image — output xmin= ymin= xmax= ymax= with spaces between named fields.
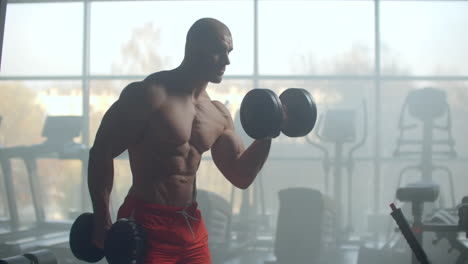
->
xmin=126 ymin=142 xmax=202 ymax=207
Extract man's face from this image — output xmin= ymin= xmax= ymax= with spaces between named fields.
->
xmin=198 ymin=30 xmax=233 ymax=84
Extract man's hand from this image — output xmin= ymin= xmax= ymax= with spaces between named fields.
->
xmin=92 ymin=217 xmax=112 ymax=249
xmin=70 ymin=212 xmax=146 ymax=263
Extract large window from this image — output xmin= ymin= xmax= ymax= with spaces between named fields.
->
xmin=90 ymin=1 xmax=254 ymax=75
xmin=1 ymin=3 xmax=83 ymax=76
xmin=1 ymin=0 xmax=467 ymax=235
xmin=258 ymin=0 xmax=375 ymax=75
xmin=380 ymin=1 xmax=468 ymax=76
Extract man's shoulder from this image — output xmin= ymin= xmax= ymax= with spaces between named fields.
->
xmin=211 ymin=100 xmax=232 ymax=118
xmin=119 ymin=81 xmax=146 ymax=101
xmin=119 ymin=71 xmax=170 ymax=100
xmin=211 ymin=99 xmax=225 ymax=108
xmin=143 ymin=70 xmax=171 ymax=86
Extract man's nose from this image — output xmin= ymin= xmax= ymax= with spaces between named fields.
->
xmin=223 ymin=53 xmax=230 ymax=66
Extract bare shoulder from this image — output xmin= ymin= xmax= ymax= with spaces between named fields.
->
xmin=92 ymin=81 xmax=149 ymax=155
xmin=211 ymin=100 xmax=231 ymax=118
xmin=118 ymin=71 xmax=171 ymax=110
xmin=119 ymin=81 xmax=146 ymax=102
xmin=211 ymin=100 xmax=234 ymax=130
xmin=120 ymin=71 xmax=166 ymax=102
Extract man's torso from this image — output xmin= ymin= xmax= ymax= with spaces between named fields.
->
xmin=126 ymin=73 xmax=229 ymax=206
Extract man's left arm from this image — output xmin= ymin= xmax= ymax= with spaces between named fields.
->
xmin=211 ymin=103 xmax=271 ymax=189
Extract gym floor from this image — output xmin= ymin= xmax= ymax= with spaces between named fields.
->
xmin=225 ymin=245 xmax=360 ymax=264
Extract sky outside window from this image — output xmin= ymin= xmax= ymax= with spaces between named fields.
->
xmin=1 ymin=1 xmax=467 ymax=77
xmin=258 ymin=0 xmax=375 ymax=75
xmin=380 ymin=1 xmax=468 ymax=76
xmin=90 ymin=1 xmax=254 ymax=75
xmin=1 ymin=3 xmax=83 ymax=76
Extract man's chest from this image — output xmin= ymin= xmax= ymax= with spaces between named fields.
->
xmin=147 ymin=99 xmax=227 ymax=152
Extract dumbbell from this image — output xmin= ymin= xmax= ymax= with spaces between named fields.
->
xmin=69 ymin=213 xmax=146 ymax=264
xmin=240 ymin=88 xmax=317 ymax=139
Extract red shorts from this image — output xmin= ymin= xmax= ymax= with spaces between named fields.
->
xmin=117 ymin=195 xmax=211 ymax=264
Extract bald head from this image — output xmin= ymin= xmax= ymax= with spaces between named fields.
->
xmin=185 ymin=18 xmax=231 ymax=57
xmin=181 ymin=18 xmax=233 ymax=83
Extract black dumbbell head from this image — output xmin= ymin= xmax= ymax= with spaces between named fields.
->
xmin=69 ymin=213 xmax=104 ymax=263
xmin=279 ymin=88 xmax=317 ymax=137
xmin=104 ymin=219 xmax=147 ymax=264
xmin=240 ymin=88 xmax=283 ymax=139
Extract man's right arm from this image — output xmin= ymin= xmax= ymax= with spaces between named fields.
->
xmin=87 ymin=101 xmax=124 ymax=248
xmin=87 ymin=81 xmax=150 ymax=248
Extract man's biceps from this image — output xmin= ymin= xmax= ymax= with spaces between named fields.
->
xmin=212 ymin=151 xmax=233 ymax=177
xmin=213 ymin=139 xmax=240 ymax=166
xmin=213 ymin=133 xmax=233 ymax=152
xmin=223 ymin=131 xmax=245 ymax=155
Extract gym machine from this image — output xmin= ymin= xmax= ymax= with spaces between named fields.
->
xmin=393 ymin=87 xmax=457 ymax=206
xmin=306 ymin=100 xmax=368 ymax=237
xmin=391 ymin=183 xmax=468 ymax=264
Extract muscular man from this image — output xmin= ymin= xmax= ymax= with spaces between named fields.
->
xmin=88 ymin=18 xmax=271 ymax=263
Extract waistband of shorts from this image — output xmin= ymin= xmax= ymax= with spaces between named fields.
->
xmin=123 ymin=195 xmax=198 ymax=213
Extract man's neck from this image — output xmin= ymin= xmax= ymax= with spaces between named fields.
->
xmin=172 ymin=64 xmax=209 ymax=98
